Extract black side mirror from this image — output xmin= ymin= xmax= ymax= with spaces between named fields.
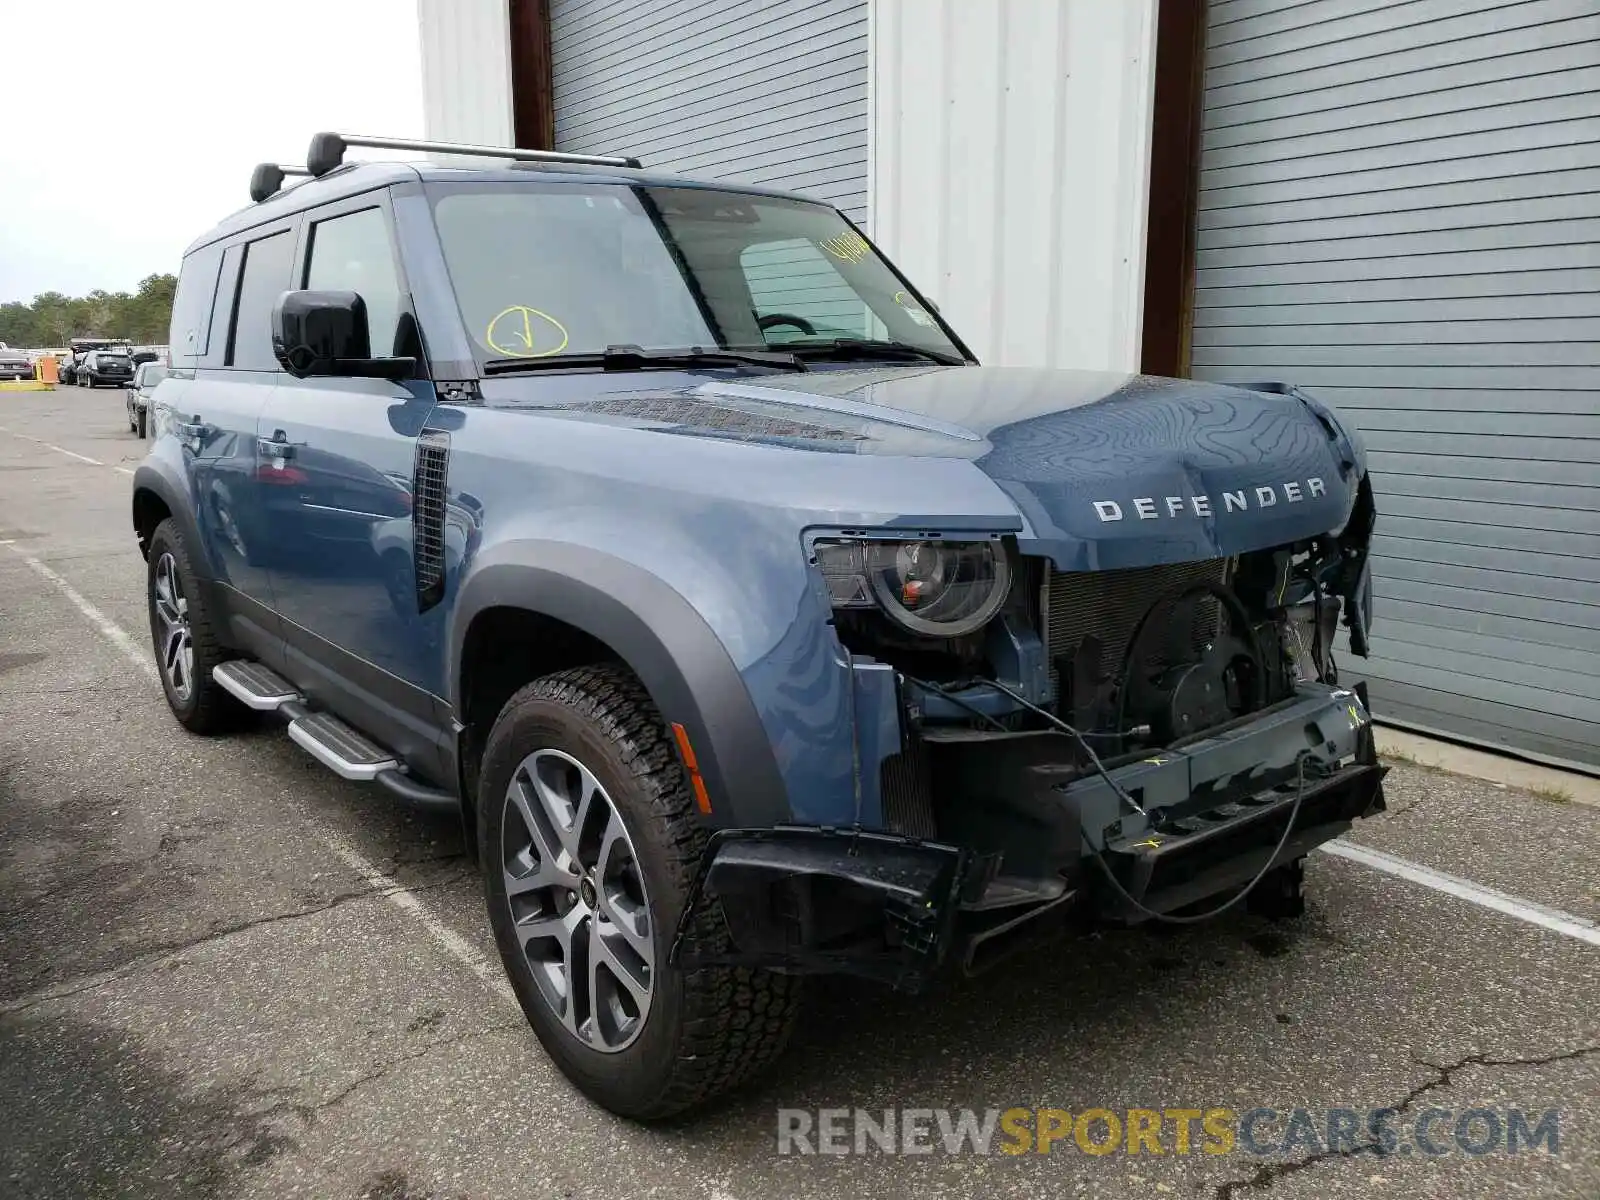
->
xmin=271 ymin=290 xmax=415 ymax=381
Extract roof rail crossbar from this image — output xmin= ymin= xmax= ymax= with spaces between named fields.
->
xmin=305 ymin=131 xmax=642 ymax=177
xmin=249 ymin=162 xmax=312 ymax=202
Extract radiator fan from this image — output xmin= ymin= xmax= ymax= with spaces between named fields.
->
xmin=1117 ymin=581 xmax=1265 ymax=745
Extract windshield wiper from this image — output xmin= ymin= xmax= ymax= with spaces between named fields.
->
xmin=483 ymin=345 xmax=806 ymax=375
xmin=785 ymin=338 xmax=966 ymax=367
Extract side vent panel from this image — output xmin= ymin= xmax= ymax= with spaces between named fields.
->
xmin=413 ymin=431 xmax=450 ymax=611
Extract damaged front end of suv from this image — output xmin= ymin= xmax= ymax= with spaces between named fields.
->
xmin=673 ymin=373 xmax=1387 ymax=988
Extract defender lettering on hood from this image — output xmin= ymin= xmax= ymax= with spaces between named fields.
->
xmin=1093 ymin=477 xmax=1329 ymax=522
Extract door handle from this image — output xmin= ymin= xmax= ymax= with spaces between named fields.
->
xmin=258 ymin=436 xmax=296 ymax=461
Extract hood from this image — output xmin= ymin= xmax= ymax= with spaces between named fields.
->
xmin=488 ymin=364 xmax=1367 ymax=570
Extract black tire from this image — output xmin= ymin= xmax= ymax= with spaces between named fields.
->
xmin=1246 ymin=857 xmax=1307 ymax=921
xmin=480 ymin=664 xmax=801 ymax=1120
xmin=137 ymin=406 xmax=148 ymax=439
xmin=145 ymin=519 xmax=246 ymax=733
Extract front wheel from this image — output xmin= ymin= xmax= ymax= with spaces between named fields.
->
xmin=137 ymin=406 xmax=148 ymax=438
xmin=480 ymin=664 xmax=801 ymax=1119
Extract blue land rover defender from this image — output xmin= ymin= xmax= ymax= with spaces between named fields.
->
xmin=134 ymin=133 xmax=1386 ymax=1119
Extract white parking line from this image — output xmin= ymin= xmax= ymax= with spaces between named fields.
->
xmin=1321 ymin=841 xmax=1600 ymax=948
xmin=0 ymin=423 xmax=112 ymax=468
xmin=4 ymin=543 xmax=152 ymax=676
xmin=2 ymin=541 xmax=516 ymax=1007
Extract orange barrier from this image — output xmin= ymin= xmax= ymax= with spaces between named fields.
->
xmin=38 ymin=357 xmax=58 ymax=385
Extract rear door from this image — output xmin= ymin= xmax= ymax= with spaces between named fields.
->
xmin=259 ymin=191 xmax=445 ymax=762
xmin=183 ymin=223 xmax=299 ymax=636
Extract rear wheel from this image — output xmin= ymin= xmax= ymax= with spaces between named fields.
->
xmin=145 ymin=519 xmax=246 ymax=733
xmin=480 ymin=664 xmax=801 ymax=1119
xmin=137 ymin=406 xmax=148 ymax=438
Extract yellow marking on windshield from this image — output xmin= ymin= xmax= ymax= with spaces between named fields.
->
xmin=485 ymin=305 xmax=570 ymax=358
xmin=820 ymin=231 xmax=871 ymax=264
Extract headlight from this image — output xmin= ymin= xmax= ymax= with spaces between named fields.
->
xmin=815 ymin=538 xmax=1011 ymax=637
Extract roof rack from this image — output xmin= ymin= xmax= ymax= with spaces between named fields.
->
xmin=249 ymin=162 xmax=312 ymax=202
xmin=305 ymin=131 xmax=642 ymax=177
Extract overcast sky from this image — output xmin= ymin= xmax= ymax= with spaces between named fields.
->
xmin=0 ymin=0 xmax=424 ymax=302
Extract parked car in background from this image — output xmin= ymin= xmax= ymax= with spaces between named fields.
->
xmin=126 ymin=361 xmax=166 ymax=437
xmin=62 ymin=338 xmax=132 ymax=386
xmin=0 ymin=346 xmax=32 ymax=381
xmin=79 ymin=349 xmax=136 ymax=388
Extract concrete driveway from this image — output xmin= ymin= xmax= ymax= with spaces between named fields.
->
xmin=1 ymin=389 xmax=1596 ymax=1199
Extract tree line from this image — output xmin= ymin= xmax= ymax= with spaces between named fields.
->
xmin=0 ymin=274 xmax=178 ymax=347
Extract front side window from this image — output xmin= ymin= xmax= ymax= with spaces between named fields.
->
xmin=427 ymin=183 xmax=961 ymax=365
xmin=740 ymin=237 xmax=889 ymax=344
xmin=228 ymin=230 xmax=295 ymax=370
xmin=304 ymin=207 xmax=405 ymax=357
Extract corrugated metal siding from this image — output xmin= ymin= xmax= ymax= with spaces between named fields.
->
xmin=870 ymin=0 xmax=1159 ymax=369
xmin=416 ymin=0 xmax=515 ymax=146
xmin=1190 ymin=0 xmax=1600 ymax=770
xmin=549 ymin=0 xmax=869 ymax=224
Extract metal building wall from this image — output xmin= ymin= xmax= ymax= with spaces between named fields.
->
xmin=870 ymin=0 xmax=1160 ymax=370
xmin=416 ymin=0 xmax=516 ymax=146
xmin=1189 ymin=0 xmax=1600 ymax=770
xmin=549 ymin=0 xmax=871 ymax=225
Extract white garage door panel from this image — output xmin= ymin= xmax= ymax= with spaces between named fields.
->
xmin=1192 ymin=0 xmax=1600 ymax=770
xmin=550 ymin=0 xmax=869 ymax=224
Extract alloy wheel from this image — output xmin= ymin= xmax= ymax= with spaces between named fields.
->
xmin=152 ymin=552 xmax=195 ymax=702
xmin=501 ymin=748 xmax=654 ymax=1052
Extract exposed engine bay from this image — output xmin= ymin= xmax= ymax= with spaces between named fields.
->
xmin=826 ymin=474 xmax=1377 ymax=765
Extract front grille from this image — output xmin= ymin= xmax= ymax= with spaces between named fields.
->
xmin=1043 ymin=558 xmax=1228 ymax=690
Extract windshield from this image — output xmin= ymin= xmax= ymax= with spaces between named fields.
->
xmin=428 ymin=183 xmax=963 ymax=367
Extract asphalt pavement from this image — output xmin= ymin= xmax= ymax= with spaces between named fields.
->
xmin=1 ymin=388 xmax=1596 ymax=1200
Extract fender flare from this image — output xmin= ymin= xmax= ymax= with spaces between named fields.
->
xmin=449 ymin=541 xmax=792 ymax=828
xmin=131 ymin=459 xmax=208 ymax=571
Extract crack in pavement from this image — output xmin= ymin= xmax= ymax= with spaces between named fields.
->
xmin=314 ymin=1021 xmax=527 ymax=1114
xmin=1213 ymin=1044 xmax=1600 ymax=1199
xmin=1376 ymin=797 xmax=1422 ymax=819
xmin=0 ymin=873 xmax=474 ymax=1016
xmin=238 ymin=1021 xmax=526 ymax=1132
xmin=0 ymin=673 xmax=134 ymax=698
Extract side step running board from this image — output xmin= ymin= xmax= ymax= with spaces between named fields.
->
xmin=288 ymin=711 xmax=399 ymax=781
xmin=211 ymin=661 xmax=457 ymax=813
xmin=214 ymin=660 xmax=303 ymax=710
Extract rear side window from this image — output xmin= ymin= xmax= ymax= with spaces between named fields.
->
xmin=227 ymin=230 xmax=295 ymax=370
xmin=304 ymin=207 xmax=405 ymax=357
xmin=168 ymin=244 xmax=224 ymax=367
